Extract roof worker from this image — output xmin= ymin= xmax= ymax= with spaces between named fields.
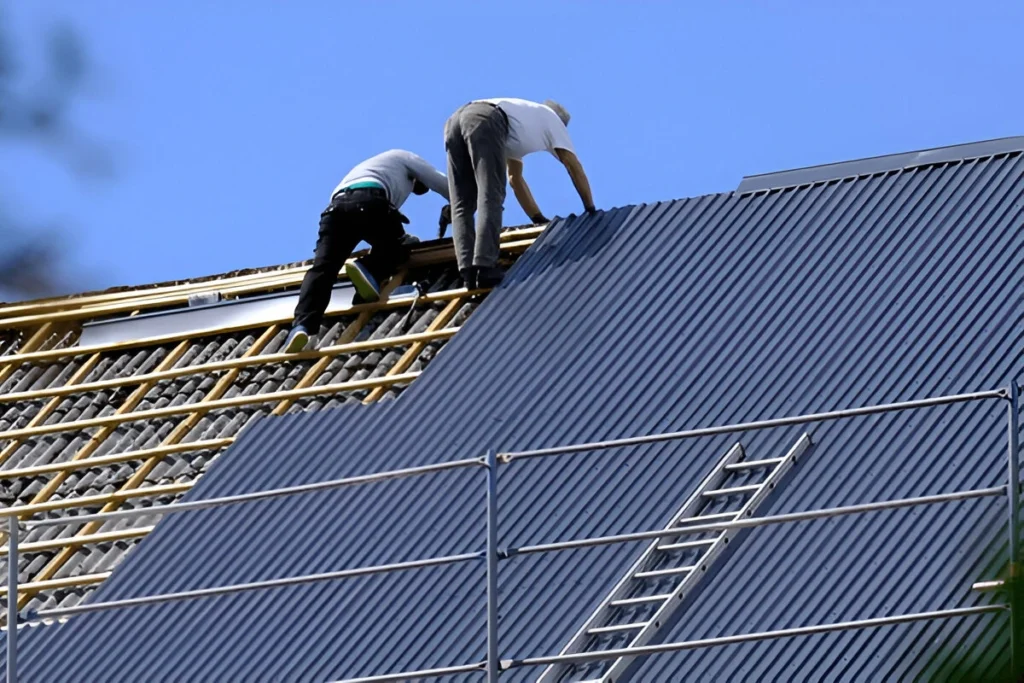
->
xmin=440 ymin=98 xmax=595 ymax=290
xmin=284 ymin=150 xmax=450 ymax=353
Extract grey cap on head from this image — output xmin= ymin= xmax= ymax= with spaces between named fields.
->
xmin=544 ymin=99 xmax=571 ymax=126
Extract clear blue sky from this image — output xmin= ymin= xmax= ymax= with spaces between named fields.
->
xmin=7 ymin=1 xmax=1024 ymax=291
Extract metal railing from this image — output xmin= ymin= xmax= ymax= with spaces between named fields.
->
xmin=1 ymin=384 xmax=1019 ymax=683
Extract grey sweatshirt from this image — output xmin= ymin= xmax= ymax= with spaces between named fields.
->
xmin=333 ymin=149 xmax=449 ymax=208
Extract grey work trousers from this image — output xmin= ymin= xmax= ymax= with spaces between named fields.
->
xmin=444 ymin=102 xmax=509 ymax=271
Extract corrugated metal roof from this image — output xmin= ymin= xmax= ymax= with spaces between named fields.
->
xmin=736 ymin=134 xmax=1024 ymax=193
xmin=8 ymin=139 xmax=1023 ymax=682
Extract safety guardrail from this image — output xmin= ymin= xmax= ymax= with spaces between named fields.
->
xmin=2 ymin=383 xmax=1019 ymax=683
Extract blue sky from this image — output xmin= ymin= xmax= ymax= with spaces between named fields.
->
xmin=7 ymin=1 xmax=1024 ymax=292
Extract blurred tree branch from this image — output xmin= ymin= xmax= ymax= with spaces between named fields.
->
xmin=1 ymin=11 xmax=110 ymax=302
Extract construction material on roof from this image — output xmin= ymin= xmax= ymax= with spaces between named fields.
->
xmin=79 ymin=283 xmax=358 ymax=347
xmin=5 ymin=137 xmax=1023 ymax=682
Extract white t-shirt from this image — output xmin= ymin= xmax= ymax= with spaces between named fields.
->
xmin=480 ymin=98 xmax=575 ymax=160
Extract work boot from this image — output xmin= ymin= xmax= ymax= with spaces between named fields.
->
xmin=284 ymin=325 xmax=310 ymax=353
xmin=459 ymin=267 xmax=478 ymax=291
xmin=345 ymin=260 xmax=381 ymax=303
xmin=476 ymin=265 xmax=505 ymax=290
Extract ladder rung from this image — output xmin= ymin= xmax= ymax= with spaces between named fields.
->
xmin=587 ymin=621 xmax=648 ymax=635
xmin=702 ymin=483 xmax=762 ymax=497
xmin=658 ymin=538 xmax=717 ymax=552
xmin=610 ymin=594 xmax=673 ymax=607
xmin=635 ymin=565 xmax=695 ymax=579
xmin=677 ymin=511 xmax=738 ymax=525
xmin=724 ymin=457 xmax=785 ymax=472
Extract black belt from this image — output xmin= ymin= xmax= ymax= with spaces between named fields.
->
xmin=334 ymin=186 xmax=388 ymax=200
xmin=479 ymin=101 xmax=509 ymax=127
xmin=328 ymin=188 xmax=410 ymax=224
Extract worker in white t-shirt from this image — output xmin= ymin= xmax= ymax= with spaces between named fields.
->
xmin=442 ymin=98 xmax=595 ymax=290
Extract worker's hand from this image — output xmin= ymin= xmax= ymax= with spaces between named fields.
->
xmin=438 ymin=204 xmax=452 ymax=238
xmin=530 ymin=213 xmax=549 ymax=225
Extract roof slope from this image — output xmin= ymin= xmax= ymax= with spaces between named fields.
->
xmin=0 ymin=231 xmax=539 ymax=617
xmin=11 ymin=139 xmax=1024 ymax=682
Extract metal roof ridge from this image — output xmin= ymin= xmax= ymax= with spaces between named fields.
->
xmin=736 ymin=135 xmax=1024 ymax=195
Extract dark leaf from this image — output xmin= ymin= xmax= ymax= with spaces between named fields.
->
xmin=48 ymin=23 xmax=85 ymax=85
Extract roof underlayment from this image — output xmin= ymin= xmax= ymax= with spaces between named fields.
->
xmin=4 ymin=137 xmax=1024 ymax=682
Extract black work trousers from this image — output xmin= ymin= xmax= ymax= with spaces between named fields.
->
xmin=293 ymin=189 xmax=407 ymax=332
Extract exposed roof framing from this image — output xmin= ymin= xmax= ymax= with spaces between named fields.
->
xmin=0 ymin=228 xmax=541 ymax=615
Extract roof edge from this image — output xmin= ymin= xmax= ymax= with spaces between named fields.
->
xmin=0 ymin=224 xmax=538 ymax=310
xmin=737 ymin=135 xmax=1024 ymax=194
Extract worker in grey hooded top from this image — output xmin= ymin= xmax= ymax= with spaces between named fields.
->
xmin=441 ymin=98 xmax=595 ymax=290
xmin=285 ymin=150 xmax=449 ymax=353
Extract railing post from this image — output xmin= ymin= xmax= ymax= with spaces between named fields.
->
xmin=1009 ymin=381 xmax=1021 ymax=679
xmin=486 ymin=449 xmax=500 ymax=682
xmin=7 ymin=516 xmax=18 ymax=683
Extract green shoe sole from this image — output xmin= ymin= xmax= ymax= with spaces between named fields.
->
xmin=345 ymin=262 xmax=381 ymax=303
xmin=284 ymin=330 xmax=309 ymax=353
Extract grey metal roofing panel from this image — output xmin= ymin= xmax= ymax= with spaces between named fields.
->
xmin=9 ymin=146 xmax=1023 ymax=682
xmin=736 ymin=134 xmax=1024 ymax=194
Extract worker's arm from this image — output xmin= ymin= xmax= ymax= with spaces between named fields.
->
xmin=507 ymin=158 xmax=547 ymax=224
xmin=555 ymin=148 xmax=595 ymax=212
xmin=405 ymin=153 xmax=450 ymax=200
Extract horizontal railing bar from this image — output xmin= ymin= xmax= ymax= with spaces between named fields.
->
xmin=30 ymin=552 xmax=484 ymax=620
xmin=27 ymin=457 xmax=486 ymax=528
xmin=0 ymin=328 xmax=459 ymax=405
xmin=16 ymin=461 xmax=995 ymax=532
xmin=330 ymin=661 xmax=486 ymax=683
xmin=0 ymin=372 xmax=421 ymax=441
xmin=0 ymin=438 xmax=235 ymax=480
xmin=504 ymin=487 xmax=1006 ymax=557
xmin=501 ymin=389 xmax=1006 ymax=461
xmin=508 ymin=605 xmax=1005 ymax=668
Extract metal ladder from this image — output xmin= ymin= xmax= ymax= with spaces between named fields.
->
xmin=537 ymin=433 xmax=812 ymax=683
